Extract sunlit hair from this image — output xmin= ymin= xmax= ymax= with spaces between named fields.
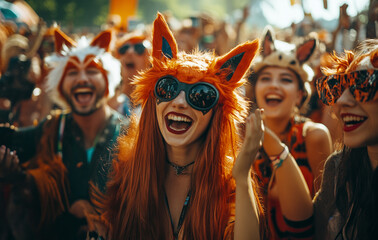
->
xmin=322 ymin=39 xmax=378 ymax=75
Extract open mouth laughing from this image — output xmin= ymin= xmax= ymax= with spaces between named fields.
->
xmin=340 ymin=113 xmax=368 ymax=132
xmin=125 ymin=62 xmax=135 ymax=70
xmin=265 ymin=93 xmax=283 ymax=106
xmin=165 ymin=112 xmax=193 ymax=134
xmin=73 ymin=87 xmax=95 ymax=105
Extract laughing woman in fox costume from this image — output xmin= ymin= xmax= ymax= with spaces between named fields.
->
xmin=98 ymin=13 xmax=264 ymax=239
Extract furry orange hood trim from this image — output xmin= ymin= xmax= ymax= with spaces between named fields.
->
xmin=132 ymin=13 xmax=259 ymax=120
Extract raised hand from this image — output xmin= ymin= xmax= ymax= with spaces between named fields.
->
xmin=0 ymin=145 xmax=22 ymax=181
xmin=233 ymin=109 xmax=264 ymax=179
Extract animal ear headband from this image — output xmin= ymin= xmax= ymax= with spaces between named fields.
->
xmin=133 ymin=12 xmax=259 ymax=118
xmin=54 ymin=28 xmax=112 ymax=54
xmin=255 ymin=25 xmax=317 ymax=83
xmin=152 ymin=12 xmax=259 ymax=84
xmin=45 ymin=28 xmax=121 ymax=109
xmin=144 ymin=13 xmax=260 ymax=115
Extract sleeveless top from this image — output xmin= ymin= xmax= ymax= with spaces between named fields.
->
xmin=253 ymin=116 xmax=314 ymax=239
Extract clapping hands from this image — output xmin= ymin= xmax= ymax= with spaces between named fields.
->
xmin=233 ymin=109 xmax=265 ymax=179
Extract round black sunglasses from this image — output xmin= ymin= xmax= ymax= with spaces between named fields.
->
xmin=154 ymin=76 xmax=219 ymax=114
xmin=118 ymin=41 xmax=148 ymax=55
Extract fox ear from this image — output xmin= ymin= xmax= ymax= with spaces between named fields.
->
xmin=152 ymin=12 xmax=178 ymax=60
xmin=296 ymin=38 xmax=317 ymax=64
xmin=214 ymin=39 xmax=260 ymax=82
xmin=90 ymin=30 xmax=112 ymax=52
xmin=261 ymin=26 xmax=275 ymax=57
xmin=54 ymin=28 xmax=76 ymax=54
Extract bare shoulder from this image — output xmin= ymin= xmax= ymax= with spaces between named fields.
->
xmin=303 ymin=121 xmax=331 ymax=143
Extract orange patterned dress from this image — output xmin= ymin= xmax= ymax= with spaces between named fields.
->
xmin=253 ymin=116 xmax=314 ymax=240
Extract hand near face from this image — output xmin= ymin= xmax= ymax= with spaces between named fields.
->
xmin=233 ymin=109 xmax=264 ymax=179
xmin=0 ymin=145 xmax=22 ymax=180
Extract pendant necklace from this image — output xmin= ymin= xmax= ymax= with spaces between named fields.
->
xmin=166 ymin=159 xmax=195 ymax=175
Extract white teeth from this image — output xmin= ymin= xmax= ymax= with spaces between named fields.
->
xmin=342 ymin=115 xmax=365 ymax=123
xmin=167 ymin=114 xmax=191 ymax=122
xmin=265 ymin=93 xmax=282 ymax=100
xmin=74 ymin=88 xmax=92 ymax=93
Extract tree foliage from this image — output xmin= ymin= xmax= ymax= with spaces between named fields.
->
xmin=26 ymin=0 xmax=249 ymax=30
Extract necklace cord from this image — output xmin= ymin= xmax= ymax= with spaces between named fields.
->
xmin=166 ymin=159 xmax=195 ymax=175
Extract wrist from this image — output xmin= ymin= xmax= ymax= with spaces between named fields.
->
xmin=269 ymin=145 xmax=289 ymax=169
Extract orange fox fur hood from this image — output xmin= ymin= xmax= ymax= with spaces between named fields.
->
xmin=132 ymin=13 xmax=260 ymax=121
xmin=104 ymin=13 xmax=262 ymax=239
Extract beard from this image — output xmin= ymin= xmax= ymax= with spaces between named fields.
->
xmin=63 ymin=86 xmax=106 ymax=116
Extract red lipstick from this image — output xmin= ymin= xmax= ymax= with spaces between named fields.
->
xmin=340 ymin=113 xmax=367 ymax=132
xmin=165 ymin=112 xmax=193 ymax=135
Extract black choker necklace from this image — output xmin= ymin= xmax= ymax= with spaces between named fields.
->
xmin=166 ymin=159 xmax=195 ymax=175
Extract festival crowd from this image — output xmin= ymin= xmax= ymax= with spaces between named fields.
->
xmin=0 ymin=0 xmax=377 ymax=239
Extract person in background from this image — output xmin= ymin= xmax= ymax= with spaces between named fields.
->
xmin=0 ymin=28 xmax=128 ymax=240
xmin=0 ymin=19 xmax=47 ymax=126
xmin=108 ymin=32 xmax=151 ymax=117
xmin=314 ymin=39 xmax=378 ymax=239
xmin=246 ymin=26 xmax=332 ymax=239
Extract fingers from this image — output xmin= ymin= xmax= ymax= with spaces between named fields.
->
xmin=254 ymin=108 xmax=262 ymax=130
xmin=0 ymin=146 xmax=21 ymax=179
xmin=247 ymin=109 xmax=264 ymax=134
xmin=0 ymin=146 xmax=18 ymax=168
xmin=0 ymin=145 xmax=6 ymax=161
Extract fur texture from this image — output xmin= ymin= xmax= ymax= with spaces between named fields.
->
xmin=103 ymin=12 xmax=263 ymax=239
xmin=45 ymin=28 xmax=121 ymax=109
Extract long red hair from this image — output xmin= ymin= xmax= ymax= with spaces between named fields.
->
xmin=103 ymin=13 xmax=262 ymax=239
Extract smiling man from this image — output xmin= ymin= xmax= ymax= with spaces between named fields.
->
xmin=108 ymin=32 xmax=151 ymax=116
xmin=0 ymin=28 xmax=128 ymax=240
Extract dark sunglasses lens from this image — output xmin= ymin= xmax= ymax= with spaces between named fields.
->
xmin=317 ymin=76 xmax=338 ymax=105
xmin=188 ymin=84 xmax=218 ymax=110
xmin=351 ymin=71 xmax=377 ymax=102
xmin=155 ymin=77 xmax=178 ymax=101
xmin=134 ymin=43 xmax=146 ymax=55
xmin=118 ymin=44 xmax=130 ymax=55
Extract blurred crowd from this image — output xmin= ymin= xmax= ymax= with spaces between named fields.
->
xmin=0 ymin=1 xmax=376 ymax=133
